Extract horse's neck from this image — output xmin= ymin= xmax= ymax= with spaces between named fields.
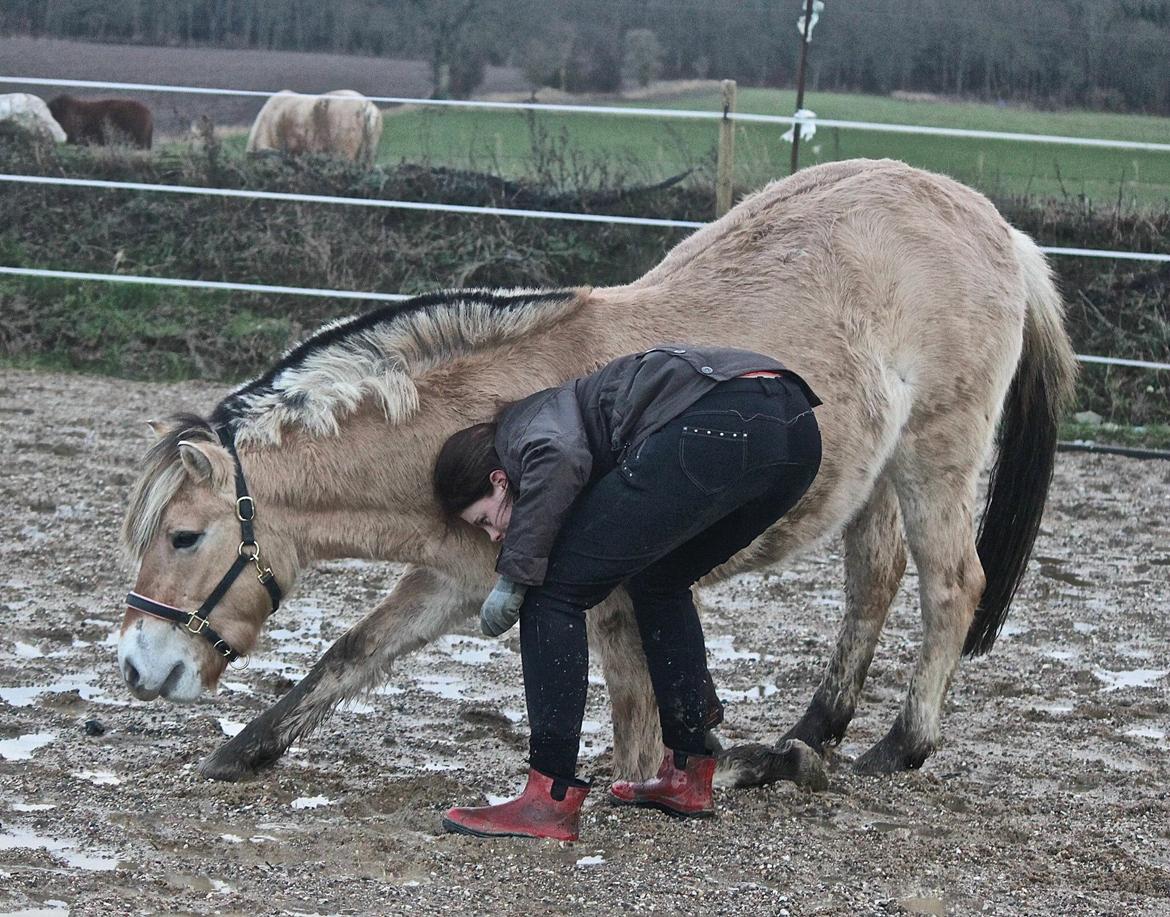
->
xmin=228 ymin=286 xmax=655 ymax=570
xmin=238 ymin=419 xmax=445 ymax=568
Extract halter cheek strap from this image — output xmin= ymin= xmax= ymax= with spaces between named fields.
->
xmin=124 ymin=426 xmax=283 ymax=663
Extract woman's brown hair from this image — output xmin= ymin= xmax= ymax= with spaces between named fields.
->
xmin=432 ymin=422 xmax=508 ymax=521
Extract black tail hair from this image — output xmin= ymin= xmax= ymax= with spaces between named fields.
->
xmin=964 ymin=350 xmax=1059 ymax=657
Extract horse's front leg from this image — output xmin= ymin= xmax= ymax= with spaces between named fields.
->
xmin=589 ymin=593 xmax=663 ymax=781
xmin=200 ymin=565 xmax=476 ymax=781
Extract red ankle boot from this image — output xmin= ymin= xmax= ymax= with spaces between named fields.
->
xmin=442 ymin=768 xmax=590 ymax=841
xmin=609 ymin=749 xmax=717 ymax=818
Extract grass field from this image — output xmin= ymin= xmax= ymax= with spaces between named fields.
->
xmin=346 ymin=87 xmax=1170 ymax=208
xmin=4 ymin=31 xmax=1166 ymax=206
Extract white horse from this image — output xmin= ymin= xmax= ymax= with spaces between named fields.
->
xmin=246 ymin=90 xmax=383 ymax=167
xmin=117 ymin=159 xmax=1077 ymax=787
xmin=0 ymin=93 xmax=66 ymax=143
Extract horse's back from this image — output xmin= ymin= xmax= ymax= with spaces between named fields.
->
xmin=613 ymin=160 xmax=1040 ymax=563
xmin=636 ymin=159 xmax=1027 ymax=414
xmin=247 ymin=90 xmax=381 ymax=163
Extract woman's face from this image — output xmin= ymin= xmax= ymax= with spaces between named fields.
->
xmin=459 ymin=470 xmax=511 ymax=543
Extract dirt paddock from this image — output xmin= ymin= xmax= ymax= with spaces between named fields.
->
xmin=1 ymin=368 xmax=1167 ymax=916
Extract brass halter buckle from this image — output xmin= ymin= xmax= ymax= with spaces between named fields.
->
xmin=185 ymin=612 xmax=208 ymax=635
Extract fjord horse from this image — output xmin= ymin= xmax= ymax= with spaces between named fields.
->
xmin=47 ymin=95 xmax=153 ymax=149
xmin=117 ymin=159 xmax=1076 ymax=786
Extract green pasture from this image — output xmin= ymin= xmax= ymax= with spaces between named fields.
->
xmin=358 ymin=87 xmax=1170 ymax=207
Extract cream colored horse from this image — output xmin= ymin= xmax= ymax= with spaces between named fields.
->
xmin=246 ymin=90 xmax=383 ymax=167
xmin=117 ymin=159 xmax=1076 ymax=786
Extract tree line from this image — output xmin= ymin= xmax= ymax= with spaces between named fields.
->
xmin=4 ymin=0 xmax=1170 ymax=114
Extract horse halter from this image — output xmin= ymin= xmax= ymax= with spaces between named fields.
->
xmin=125 ymin=428 xmax=282 ymax=663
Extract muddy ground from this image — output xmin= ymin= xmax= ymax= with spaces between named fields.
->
xmin=0 ymin=367 xmax=1167 ymax=916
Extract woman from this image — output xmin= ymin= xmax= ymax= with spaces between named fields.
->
xmin=433 ymin=345 xmax=822 ymax=841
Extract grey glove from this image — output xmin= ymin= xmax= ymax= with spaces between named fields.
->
xmin=480 ymin=576 xmax=527 ymax=637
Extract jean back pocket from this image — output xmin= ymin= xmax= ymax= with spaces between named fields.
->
xmin=679 ymin=414 xmax=747 ymax=495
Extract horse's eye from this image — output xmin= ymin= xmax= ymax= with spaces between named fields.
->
xmin=170 ymin=531 xmax=203 ymax=551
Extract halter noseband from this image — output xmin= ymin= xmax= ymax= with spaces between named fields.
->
xmin=125 ymin=427 xmax=282 ymax=663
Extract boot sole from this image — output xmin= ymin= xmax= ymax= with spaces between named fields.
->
xmin=440 ymin=816 xmax=575 ymax=841
xmin=609 ymin=797 xmax=715 ymax=819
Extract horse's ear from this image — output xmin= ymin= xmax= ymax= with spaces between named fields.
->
xmin=177 ymin=440 xmax=233 ymax=490
xmin=147 ymin=418 xmax=175 ymax=438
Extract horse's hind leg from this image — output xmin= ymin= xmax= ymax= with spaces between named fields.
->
xmin=782 ymin=474 xmax=906 ymax=752
xmin=590 ymin=594 xmax=670 ymax=781
xmin=854 ymin=459 xmax=985 ymax=774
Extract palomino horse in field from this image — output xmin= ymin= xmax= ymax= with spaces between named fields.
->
xmin=246 ymin=90 xmax=384 ymax=167
xmin=118 ymin=159 xmax=1076 ymax=786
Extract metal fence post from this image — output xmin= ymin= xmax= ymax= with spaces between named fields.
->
xmin=716 ymin=79 xmax=737 ymax=217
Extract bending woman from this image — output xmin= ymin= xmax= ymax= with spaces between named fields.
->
xmin=432 ymin=345 xmax=822 ymax=841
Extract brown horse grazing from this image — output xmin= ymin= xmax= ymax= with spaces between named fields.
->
xmin=47 ymin=95 xmax=153 ymax=149
xmin=245 ymin=90 xmax=383 ymax=167
xmin=117 ymin=159 xmax=1077 ymax=788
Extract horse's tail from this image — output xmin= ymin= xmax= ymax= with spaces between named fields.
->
xmin=359 ymin=101 xmax=382 ymax=167
xmin=964 ymin=228 xmax=1078 ymax=657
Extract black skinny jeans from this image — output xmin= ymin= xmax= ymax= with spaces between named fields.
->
xmin=518 ymin=376 xmax=822 ymax=780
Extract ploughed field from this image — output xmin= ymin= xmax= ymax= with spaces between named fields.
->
xmin=0 ymin=36 xmax=527 ymax=134
xmin=1 ymin=368 xmax=1168 ymax=915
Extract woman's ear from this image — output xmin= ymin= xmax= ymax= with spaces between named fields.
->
xmin=489 ymin=469 xmax=508 ymax=489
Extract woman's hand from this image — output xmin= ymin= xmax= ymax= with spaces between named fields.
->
xmin=480 ymin=576 xmax=527 ymax=637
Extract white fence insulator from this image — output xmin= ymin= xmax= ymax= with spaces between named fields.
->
xmin=798 ymin=1 xmax=826 ymax=40
xmin=782 ymin=109 xmax=818 ymax=143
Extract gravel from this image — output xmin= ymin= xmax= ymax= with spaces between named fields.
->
xmin=1 ymin=368 xmax=1168 ymax=915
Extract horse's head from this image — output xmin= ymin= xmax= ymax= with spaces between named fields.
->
xmin=118 ymin=415 xmax=292 ymax=702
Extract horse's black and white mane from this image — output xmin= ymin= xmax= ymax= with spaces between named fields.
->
xmin=121 ymin=287 xmax=579 ymax=560
xmin=211 ymin=287 xmax=580 ymax=445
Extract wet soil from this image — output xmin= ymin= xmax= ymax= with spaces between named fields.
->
xmin=1 ymin=368 xmax=1168 ymax=916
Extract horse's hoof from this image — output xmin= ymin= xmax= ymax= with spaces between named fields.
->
xmin=197 ymin=729 xmax=283 ymax=781
xmin=198 ymin=746 xmax=256 ymax=782
xmin=778 ymin=697 xmax=849 ymax=755
xmin=715 ymin=740 xmax=829 ymax=791
xmin=853 ymin=728 xmax=932 ymax=776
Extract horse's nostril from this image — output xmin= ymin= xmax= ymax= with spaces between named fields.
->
xmin=123 ymin=661 xmax=140 ymax=688
xmin=160 ymin=662 xmax=185 ymax=697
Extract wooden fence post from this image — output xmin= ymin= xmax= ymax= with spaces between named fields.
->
xmin=716 ymin=79 xmax=737 ymax=218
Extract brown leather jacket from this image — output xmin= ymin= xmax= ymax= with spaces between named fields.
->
xmin=493 ymin=345 xmax=820 ymax=585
